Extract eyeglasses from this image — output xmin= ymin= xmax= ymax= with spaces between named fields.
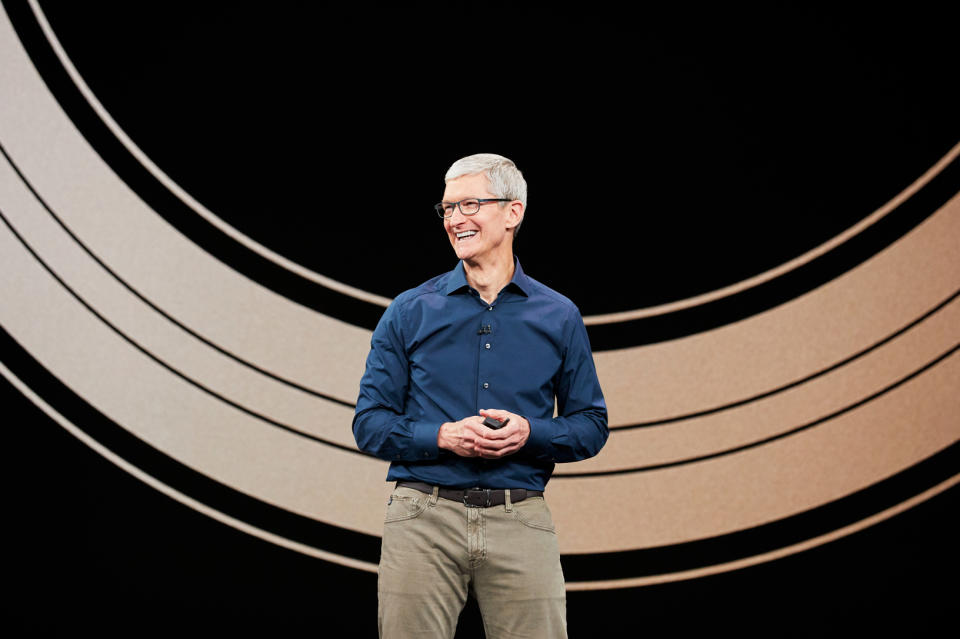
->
xmin=434 ymin=198 xmax=512 ymax=219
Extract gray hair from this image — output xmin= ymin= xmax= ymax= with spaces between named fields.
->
xmin=445 ymin=153 xmax=527 ymax=234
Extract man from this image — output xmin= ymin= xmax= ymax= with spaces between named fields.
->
xmin=353 ymin=153 xmax=608 ymax=638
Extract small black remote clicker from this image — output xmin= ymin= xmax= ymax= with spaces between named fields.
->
xmin=482 ymin=416 xmax=509 ymax=429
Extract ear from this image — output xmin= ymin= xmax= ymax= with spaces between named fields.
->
xmin=504 ymin=200 xmax=524 ymax=231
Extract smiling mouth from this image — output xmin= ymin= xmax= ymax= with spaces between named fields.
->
xmin=456 ymin=230 xmax=477 ymax=241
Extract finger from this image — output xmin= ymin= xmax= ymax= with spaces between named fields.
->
xmin=482 ymin=422 xmax=517 ymax=440
xmin=479 ymin=444 xmax=517 ymax=459
xmin=452 ymin=442 xmax=480 ymax=457
xmin=463 ymin=421 xmax=492 ymax=437
xmin=476 ymin=434 xmax=519 ymax=453
xmin=474 ymin=436 xmax=507 ymax=451
xmin=479 ymin=408 xmax=513 ymax=423
xmin=476 ymin=439 xmax=516 ymax=455
xmin=484 ymin=439 xmax=519 ymax=453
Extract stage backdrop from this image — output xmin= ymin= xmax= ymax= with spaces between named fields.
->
xmin=3 ymin=3 xmax=958 ymax=636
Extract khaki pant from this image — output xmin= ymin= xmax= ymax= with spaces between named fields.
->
xmin=378 ymin=485 xmax=567 ymax=638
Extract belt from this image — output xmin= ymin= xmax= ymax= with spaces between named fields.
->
xmin=396 ymin=481 xmax=543 ymax=508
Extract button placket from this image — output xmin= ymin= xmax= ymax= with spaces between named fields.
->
xmin=478 ymin=308 xmax=495 ymax=396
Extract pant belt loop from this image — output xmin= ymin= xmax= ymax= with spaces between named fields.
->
xmin=429 ymin=485 xmax=439 ymax=506
xmin=504 ymin=489 xmax=513 ymax=512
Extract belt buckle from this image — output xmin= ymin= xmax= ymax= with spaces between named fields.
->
xmin=463 ymin=487 xmax=491 ymax=508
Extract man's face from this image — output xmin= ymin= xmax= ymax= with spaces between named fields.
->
xmin=441 ymin=173 xmax=515 ymax=263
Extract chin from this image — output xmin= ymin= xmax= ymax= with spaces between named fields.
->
xmin=451 ymin=240 xmax=477 ymax=261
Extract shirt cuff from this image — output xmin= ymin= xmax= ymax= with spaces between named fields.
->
xmin=524 ymin=416 xmax=554 ymax=458
xmin=411 ymin=420 xmax=441 ymax=460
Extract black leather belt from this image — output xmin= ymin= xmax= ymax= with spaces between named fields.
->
xmin=396 ymin=481 xmax=543 ymax=508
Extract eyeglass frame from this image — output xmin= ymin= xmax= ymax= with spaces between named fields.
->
xmin=434 ymin=198 xmax=513 ymax=219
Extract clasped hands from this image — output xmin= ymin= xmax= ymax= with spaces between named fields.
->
xmin=437 ymin=409 xmax=530 ymax=459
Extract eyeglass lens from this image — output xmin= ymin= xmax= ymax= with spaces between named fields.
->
xmin=437 ymin=199 xmax=481 ymax=218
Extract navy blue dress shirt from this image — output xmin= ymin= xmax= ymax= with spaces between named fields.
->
xmin=352 ymin=259 xmax=608 ymax=491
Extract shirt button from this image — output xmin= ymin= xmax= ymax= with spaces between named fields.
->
xmin=485 ymin=343 xmax=491 ymax=349
xmin=488 ymin=306 xmax=494 ymax=311
xmin=482 ymin=382 xmax=489 ymax=389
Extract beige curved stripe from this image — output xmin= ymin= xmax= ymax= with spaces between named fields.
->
xmin=566 ymin=474 xmax=960 ymax=590
xmin=0 ymin=362 xmax=379 ymax=575
xmin=23 ymin=0 xmax=960 ymax=325
xmin=0 ymin=13 xmax=373 ymax=407
xmin=549 ymin=350 xmax=960 ymax=553
xmin=14 ymin=352 xmax=952 ymax=591
xmin=0 ymin=159 xmax=359 ymax=448
xmin=571 ymin=295 xmax=960 ymax=473
xmin=595 ymin=194 xmax=960 ymax=426
xmin=0 ymin=217 xmax=391 ymax=536
xmin=7 ymin=356 xmax=955 ymax=589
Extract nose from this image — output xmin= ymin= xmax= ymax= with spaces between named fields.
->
xmin=447 ymin=203 xmax=468 ymax=224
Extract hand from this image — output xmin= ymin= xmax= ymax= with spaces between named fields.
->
xmin=437 ymin=415 xmax=489 ymax=457
xmin=474 ymin=408 xmax=530 ymax=459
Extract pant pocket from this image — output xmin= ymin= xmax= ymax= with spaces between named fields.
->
xmin=383 ymin=489 xmax=429 ymax=523
xmin=512 ymin=497 xmax=556 ymax=533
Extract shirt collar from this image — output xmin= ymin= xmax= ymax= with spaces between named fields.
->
xmin=508 ymin=257 xmax=532 ymax=297
xmin=444 ymin=257 xmax=531 ymax=298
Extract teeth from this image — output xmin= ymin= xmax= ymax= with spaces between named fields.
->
xmin=457 ymin=231 xmax=477 ymax=239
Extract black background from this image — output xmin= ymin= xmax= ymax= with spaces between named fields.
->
xmin=6 ymin=2 xmax=960 ymax=636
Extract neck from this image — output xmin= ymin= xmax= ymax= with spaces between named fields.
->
xmin=463 ymin=250 xmax=515 ymax=304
